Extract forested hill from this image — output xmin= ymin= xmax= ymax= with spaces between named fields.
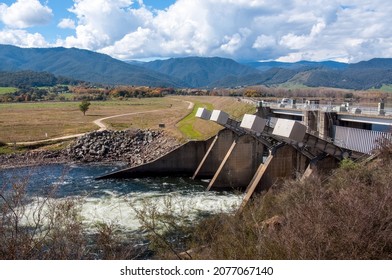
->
xmin=143 ymin=57 xmax=392 ymax=89
xmin=143 ymin=56 xmax=260 ymax=88
xmin=0 ymin=45 xmax=184 ymax=87
xmin=237 ymin=59 xmax=392 ymax=90
xmin=0 ymin=71 xmax=79 ymax=87
xmin=2 ymin=45 xmax=392 ymax=90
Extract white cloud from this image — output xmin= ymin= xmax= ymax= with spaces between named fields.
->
xmin=279 ymin=20 xmax=326 ymax=50
xmin=58 ymin=0 xmax=152 ymax=50
xmin=136 ymin=0 xmax=280 ymax=58
xmin=0 ymin=29 xmax=48 ymax=47
xmin=0 ymin=0 xmax=53 ymax=28
xmin=5 ymin=0 xmax=392 ymax=63
xmin=99 ymin=27 xmax=155 ymax=59
xmin=220 ymin=28 xmax=252 ymax=55
xmin=87 ymin=0 xmax=354 ymax=61
xmin=58 ymin=18 xmax=76 ymax=29
xmin=253 ymin=35 xmax=276 ymax=50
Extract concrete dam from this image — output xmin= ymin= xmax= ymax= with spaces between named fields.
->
xmin=99 ymin=101 xmax=392 ymax=206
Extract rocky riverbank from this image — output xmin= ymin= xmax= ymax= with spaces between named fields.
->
xmin=0 ymin=129 xmax=180 ymax=169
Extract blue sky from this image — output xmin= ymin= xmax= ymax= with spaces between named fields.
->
xmin=27 ymin=1 xmax=77 ymax=40
xmin=0 ymin=1 xmax=176 ymax=43
xmin=1 ymin=0 xmax=392 ymax=63
xmin=142 ymin=0 xmax=176 ymax=10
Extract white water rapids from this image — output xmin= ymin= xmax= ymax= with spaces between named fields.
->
xmin=1 ymin=164 xmax=242 ymax=233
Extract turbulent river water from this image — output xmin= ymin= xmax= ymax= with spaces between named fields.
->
xmin=0 ymin=163 xmax=242 ymax=233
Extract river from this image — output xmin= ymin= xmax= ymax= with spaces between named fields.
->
xmin=0 ymin=163 xmax=242 ymax=233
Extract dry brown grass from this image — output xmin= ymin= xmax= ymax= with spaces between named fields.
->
xmin=0 ymin=98 xmax=183 ymax=143
xmin=105 ymin=98 xmax=190 ymax=140
xmin=0 ymin=96 xmax=255 ymax=143
xmin=0 ymin=102 xmax=94 ymax=143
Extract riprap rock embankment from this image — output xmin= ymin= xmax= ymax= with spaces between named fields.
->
xmin=68 ymin=129 xmax=179 ymax=165
xmin=0 ymin=129 xmax=179 ymax=169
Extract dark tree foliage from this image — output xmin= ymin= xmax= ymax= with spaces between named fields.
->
xmin=79 ymin=100 xmax=91 ymax=116
xmin=0 ymin=71 xmax=79 ymax=88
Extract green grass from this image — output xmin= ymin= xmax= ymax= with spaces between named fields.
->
xmin=177 ymin=101 xmax=214 ymax=140
xmin=175 ymin=96 xmax=256 ymax=140
xmin=0 ymin=144 xmax=26 ymax=155
xmin=0 ymin=87 xmax=18 ymax=95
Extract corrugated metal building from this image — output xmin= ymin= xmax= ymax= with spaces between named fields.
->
xmin=333 ymin=126 xmax=392 ymax=154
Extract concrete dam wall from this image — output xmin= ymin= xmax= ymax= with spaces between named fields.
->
xmin=99 ymin=128 xmax=314 ymax=194
xmin=99 ymin=106 xmax=357 ymax=205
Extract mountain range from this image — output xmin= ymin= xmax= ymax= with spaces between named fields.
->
xmin=0 ymin=44 xmax=183 ymax=87
xmin=1 ymin=44 xmax=392 ymax=90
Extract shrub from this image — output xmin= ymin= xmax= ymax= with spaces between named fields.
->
xmin=165 ymin=158 xmax=392 ymax=260
xmin=0 ymin=177 xmax=143 ymax=260
xmin=133 ymin=196 xmax=195 ymax=260
xmin=339 ymin=158 xmax=358 ymax=170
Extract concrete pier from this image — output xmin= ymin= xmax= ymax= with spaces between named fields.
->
xmin=192 ymin=129 xmax=237 ymax=179
xmin=206 ymin=134 xmax=265 ymax=190
xmin=238 ymin=153 xmax=274 ymax=212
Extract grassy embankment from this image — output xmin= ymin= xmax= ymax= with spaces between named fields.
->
xmin=176 ymin=100 xmax=215 ymax=140
xmin=176 ymin=96 xmax=256 ymax=140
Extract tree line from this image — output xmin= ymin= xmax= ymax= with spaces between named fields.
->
xmin=0 ymin=85 xmax=71 ymax=102
xmin=0 ymin=71 xmax=79 ymax=88
xmin=0 ymin=71 xmax=389 ymax=102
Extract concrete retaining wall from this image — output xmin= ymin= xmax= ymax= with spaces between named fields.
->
xmin=99 ymin=136 xmax=215 ymax=179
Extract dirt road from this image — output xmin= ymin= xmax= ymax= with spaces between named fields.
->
xmin=12 ymin=99 xmax=194 ymax=146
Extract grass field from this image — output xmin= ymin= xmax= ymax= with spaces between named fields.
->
xmin=0 ymin=87 xmax=18 ymax=95
xmin=0 ymin=99 xmax=177 ymax=143
xmin=0 ymin=96 xmax=256 ymax=144
xmin=103 ymin=98 xmax=191 ymax=140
